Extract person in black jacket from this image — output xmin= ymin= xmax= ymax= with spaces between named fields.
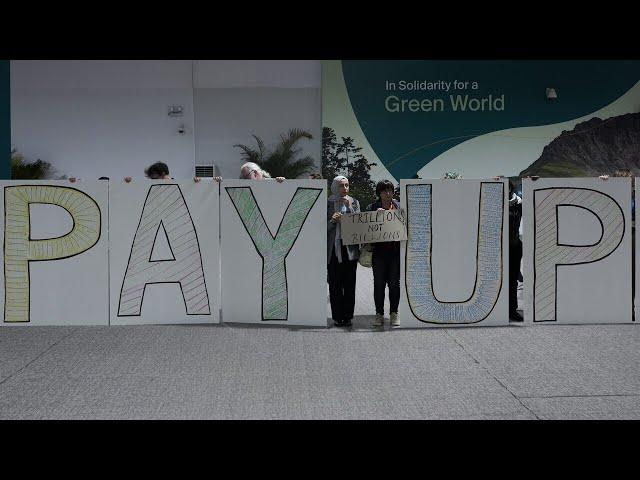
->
xmin=495 ymin=176 xmax=523 ymax=321
xmin=366 ymin=179 xmax=401 ymax=328
xmin=508 ymin=180 xmax=523 ymax=322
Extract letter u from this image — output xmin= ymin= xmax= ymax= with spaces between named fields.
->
xmin=404 ymin=182 xmax=504 ymax=324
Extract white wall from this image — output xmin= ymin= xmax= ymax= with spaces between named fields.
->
xmin=193 ymin=60 xmax=321 ymax=178
xmin=11 ymin=60 xmax=196 ymax=180
xmin=11 ymin=60 xmax=322 ymax=180
xmin=194 ymin=88 xmax=321 ymax=178
xmin=194 ymin=60 xmax=320 ymax=88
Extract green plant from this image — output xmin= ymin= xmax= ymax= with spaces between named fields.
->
xmin=10 ymin=149 xmax=56 ymax=179
xmin=322 ymin=127 xmax=378 ymax=208
xmin=234 ymin=129 xmax=315 ymax=179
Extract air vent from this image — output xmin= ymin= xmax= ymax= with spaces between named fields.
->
xmin=195 ymin=165 xmax=215 ymax=178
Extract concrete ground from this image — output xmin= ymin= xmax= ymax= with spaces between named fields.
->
xmin=0 ymin=268 xmax=638 ymax=419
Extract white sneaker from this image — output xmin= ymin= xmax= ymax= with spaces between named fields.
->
xmin=374 ymin=314 xmax=384 ymax=327
xmin=390 ymin=312 xmax=399 ymax=327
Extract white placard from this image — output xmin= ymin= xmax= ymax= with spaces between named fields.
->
xmin=340 ymin=209 xmax=407 ymax=245
xmin=399 ymin=179 xmax=509 ymax=328
xmin=0 ymin=180 xmax=109 ymax=326
xmin=636 ymin=178 xmax=640 ymax=323
xmin=109 ymin=180 xmax=220 ymax=325
xmin=220 ymin=179 xmax=327 ymax=326
xmin=522 ymin=177 xmax=633 ymax=324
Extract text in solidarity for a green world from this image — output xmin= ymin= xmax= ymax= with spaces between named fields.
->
xmin=385 ymin=94 xmax=505 ymax=112
xmin=383 ymin=80 xmax=505 ymax=112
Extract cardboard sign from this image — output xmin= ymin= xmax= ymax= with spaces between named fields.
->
xmin=340 ymin=209 xmax=407 ymax=245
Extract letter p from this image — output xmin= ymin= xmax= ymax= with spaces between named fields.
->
xmin=533 ymin=187 xmax=625 ymax=322
xmin=4 ymin=185 xmax=101 ymax=322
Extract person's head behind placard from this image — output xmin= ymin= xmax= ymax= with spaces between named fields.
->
xmin=613 ymin=168 xmax=633 ymax=177
xmin=443 ymin=171 xmax=461 ymax=179
xmin=240 ymin=162 xmax=271 ymax=180
xmin=144 ymin=162 xmax=170 ymax=180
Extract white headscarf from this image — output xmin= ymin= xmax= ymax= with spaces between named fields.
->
xmin=329 ymin=175 xmax=350 ymax=263
xmin=328 ymin=175 xmax=349 ymax=201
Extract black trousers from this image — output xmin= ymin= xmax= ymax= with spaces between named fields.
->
xmin=328 ymin=246 xmax=358 ymax=322
xmin=372 ymin=247 xmax=400 ymax=315
xmin=509 ymin=240 xmax=523 ymax=314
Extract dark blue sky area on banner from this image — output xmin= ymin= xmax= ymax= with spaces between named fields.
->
xmin=341 ymin=60 xmax=640 ymax=179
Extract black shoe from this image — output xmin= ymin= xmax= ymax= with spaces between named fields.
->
xmin=343 ymin=318 xmax=353 ymax=327
xmin=333 ymin=319 xmax=344 ymax=327
xmin=509 ymin=311 xmax=524 ymax=322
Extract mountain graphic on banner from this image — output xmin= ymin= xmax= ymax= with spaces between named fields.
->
xmin=520 ymin=113 xmax=640 ymax=177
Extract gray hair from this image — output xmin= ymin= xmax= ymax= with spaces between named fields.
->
xmin=240 ymin=162 xmax=271 ymax=179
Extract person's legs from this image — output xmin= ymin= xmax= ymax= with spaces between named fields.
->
xmin=509 ymin=240 xmax=523 ymax=320
xmin=388 ymin=249 xmax=401 ymax=314
xmin=372 ymin=250 xmax=386 ymax=326
xmin=372 ymin=250 xmax=387 ymax=315
xmin=328 ymin=251 xmax=344 ymax=324
xmin=341 ymin=247 xmax=358 ymax=324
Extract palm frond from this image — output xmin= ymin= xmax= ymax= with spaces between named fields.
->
xmin=284 ymin=156 xmax=315 ymax=178
xmin=251 ymin=134 xmax=267 ymax=161
xmin=233 ymin=143 xmax=261 ymax=163
xmin=235 ymin=129 xmax=316 ymax=178
xmin=279 ymin=129 xmax=313 ymax=152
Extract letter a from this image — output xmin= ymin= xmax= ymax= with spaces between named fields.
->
xmin=225 ymin=186 xmax=321 ymax=321
xmin=405 ymin=182 xmax=504 ymax=324
xmin=4 ymin=185 xmax=101 ymax=322
xmin=118 ymin=184 xmax=210 ymax=316
xmin=532 ymin=188 xmax=624 ymax=322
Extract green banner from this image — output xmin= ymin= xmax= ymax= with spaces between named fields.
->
xmin=322 ymin=60 xmax=640 ymax=206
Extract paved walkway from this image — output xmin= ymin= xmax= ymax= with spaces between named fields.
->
xmin=0 ymin=268 xmax=637 ymax=419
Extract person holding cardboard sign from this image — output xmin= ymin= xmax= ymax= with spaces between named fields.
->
xmin=367 ymin=180 xmax=402 ymax=328
xmin=327 ymin=175 xmax=360 ymax=328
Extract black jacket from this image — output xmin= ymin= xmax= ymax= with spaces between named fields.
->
xmin=366 ymin=199 xmax=401 ymax=253
xmin=509 ymin=198 xmax=522 ymax=247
